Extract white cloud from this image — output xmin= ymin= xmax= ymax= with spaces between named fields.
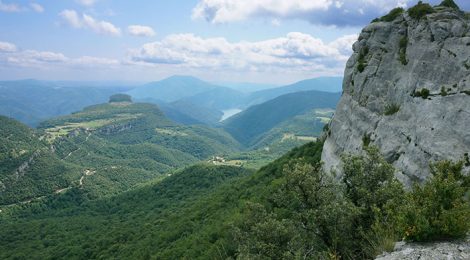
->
xmin=59 ymin=9 xmax=121 ymax=36
xmin=192 ymin=0 xmax=414 ymax=26
xmin=0 ymin=41 xmax=17 ymax=52
xmin=76 ymin=0 xmax=98 ymax=7
xmin=130 ymin=32 xmax=357 ymax=75
xmin=60 ymin=9 xmax=82 ymax=28
xmin=128 ymin=25 xmax=156 ymax=37
xmin=30 ymin=3 xmax=44 ymax=13
xmin=6 ymin=50 xmax=68 ymax=66
xmin=0 ymin=0 xmax=21 ymax=12
xmin=72 ymin=56 xmax=120 ymax=66
xmin=3 ymin=49 xmax=120 ymax=69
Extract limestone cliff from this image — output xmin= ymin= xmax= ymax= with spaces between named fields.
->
xmin=322 ymin=3 xmax=470 ymax=185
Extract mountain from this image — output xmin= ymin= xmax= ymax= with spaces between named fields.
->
xmin=0 ymin=80 xmax=124 ymax=127
xmin=214 ymin=82 xmax=280 ymax=93
xmin=322 ymin=2 xmax=470 ymax=185
xmin=129 ymin=76 xmax=342 ymax=114
xmin=179 ymin=87 xmax=247 ymax=110
xmin=135 ymin=97 xmax=224 ymax=126
xmin=127 ymin=75 xmax=218 ymax=102
xmin=223 ymin=90 xmax=341 ymax=146
xmin=244 ymin=77 xmax=343 ymax=107
xmin=166 ymin=100 xmax=223 ymax=126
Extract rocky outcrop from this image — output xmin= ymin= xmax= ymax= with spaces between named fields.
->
xmin=376 ymin=237 xmax=470 ymax=260
xmin=322 ymin=5 xmax=470 ymax=185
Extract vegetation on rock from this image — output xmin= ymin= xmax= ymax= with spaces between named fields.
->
xmin=408 ymin=1 xmax=435 ymax=19
xmin=384 ymin=103 xmax=400 ymax=115
xmin=439 ymin=0 xmax=460 ymax=10
xmin=380 ymin=7 xmax=405 ymax=22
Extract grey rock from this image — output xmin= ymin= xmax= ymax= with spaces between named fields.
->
xmin=322 ymin=7 xmax=470 ymax=185
xmin=376 ymin=237 xmax=470 ymax=260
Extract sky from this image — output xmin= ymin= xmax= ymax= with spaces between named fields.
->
xmin=0 ymin=0 xmax=469 ymax=84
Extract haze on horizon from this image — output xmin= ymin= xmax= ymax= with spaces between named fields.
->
xmin=1 ymin=0 xmax=469 ymax=85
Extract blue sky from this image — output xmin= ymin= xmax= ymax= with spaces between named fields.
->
xmin=0 ymin=0 xmax=468 ymax=84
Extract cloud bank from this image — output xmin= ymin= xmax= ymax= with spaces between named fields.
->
xmin=192 ymin=0 xmax=412 ymax=26
xmin=60 ymin=9 xmax=121 ymax=36
xmin=130 ymin=32 xmax=357 ymax=75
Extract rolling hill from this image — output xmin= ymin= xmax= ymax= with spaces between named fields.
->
xmin=223 ymin=90 xmax=341 ymax=146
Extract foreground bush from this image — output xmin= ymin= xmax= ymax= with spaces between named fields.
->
xmin=401 ymin=161 xmax=470 ymax=241
xmin=235 ymin=146 xmax=470 ymax=259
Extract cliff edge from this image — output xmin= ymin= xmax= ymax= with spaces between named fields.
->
xmin=322 ymin=2 xmax=470 ymax=185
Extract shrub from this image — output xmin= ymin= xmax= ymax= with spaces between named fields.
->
xmin=413 ymin=88 xmax=430 ymax=99
xmin=357 ymin=46 xmax=369 ymax=73
xmin=380 ymin=7 xmax=405 ymax=22
xmin=362 ymin=133 xmax=371 ymax=147
xmin=342 ymin=147 xmax=406 ymax=257
xmin=420 ymin=88 xmax=430 ymax=99
xmin=401 ymin=161 xmax=470 ymax=241
xmin=384 ymin=103 xmax=400 ymax=115
xmin=408 ymin=1 xmax=434 ymax=19
xmin=440 ymin=87 xmax=448 ymax=96
xmin=399 ymin=37 xmax=408 ymax=65
xmin=439 ymin=0 xmax=460 ymax=10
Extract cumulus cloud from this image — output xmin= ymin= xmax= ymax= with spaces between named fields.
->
xmin=0 ymin=0 xmax=21 ymax=12
xmin=192 ymin=0 xmax=413 ymax=26
xmin=30 ymin=3 xmax=44 ymax=13
xmin=128 ymin=25 xmax=156 ymax=37
xmin=129 ymin=32 xmax=357 ymax=74
xmin=0 ymin=41 xmax=17 ymax=52
xmin=59 ymin=9 xmax=121 ymax=36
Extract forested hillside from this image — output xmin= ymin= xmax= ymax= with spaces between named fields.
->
xmin=223 ymin=90 xmax=340 ymax=145
xmin=0 ymin=99 xmax=242 ymax=205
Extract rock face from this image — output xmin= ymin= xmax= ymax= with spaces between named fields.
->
xmin=375 ymin=237 xmax=470 ymax=260
xmin=322 ymin=6 xmax=470 ymax=185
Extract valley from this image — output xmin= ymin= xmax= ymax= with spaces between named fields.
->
xmin=0 ymin=80 xmax=339 ymax=208
xmin=1 ymin=1 xmax=469 ymax=259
